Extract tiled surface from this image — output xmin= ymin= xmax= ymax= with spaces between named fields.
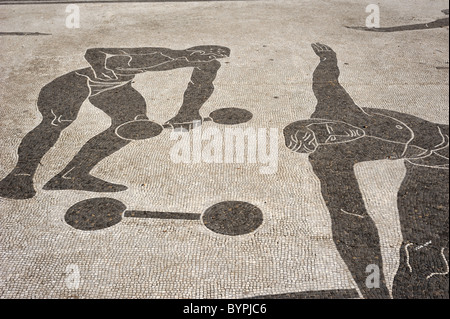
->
xmin=0 ymin=0 xmax=448 ymax=299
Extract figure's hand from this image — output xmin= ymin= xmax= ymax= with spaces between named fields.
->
xmin=185 ymin=46 xmax=230 ymax=63
xmin=164 ymin=113 xmax=204 ymax=131
xmin=345 ymin=26 xmax=380 ymax=32
xmin=311 ymin=43 xmax=337 ymax=60
xmin=186 ymin=52 xmax=221 ymax=63
xmin=93 ymin=68 xmax=118 ymax=81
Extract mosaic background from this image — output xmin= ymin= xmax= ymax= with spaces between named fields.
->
xmin=0 ymin=0 xmax=448 ymax=298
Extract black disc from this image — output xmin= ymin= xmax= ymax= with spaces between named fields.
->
xmin=65 ymin=198 xmax=126 ymax=231
xmin=209 ymin=108 xmax=253 ymax=125
xmin=115 ymin=120 xmax=163 ymax=140
xmin=202 ymin=201 xmax=263 ymax=236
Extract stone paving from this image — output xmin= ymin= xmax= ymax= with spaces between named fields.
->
xmin=0 ymin=0 xmax=448 ymax=299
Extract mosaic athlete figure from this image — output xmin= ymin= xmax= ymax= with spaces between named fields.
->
xmin=0 ymin=46 xmax=230 ymax=199
xmin=284 ymin=43 xmax=449 ymax=299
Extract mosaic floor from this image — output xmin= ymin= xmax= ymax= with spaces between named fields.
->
xmin=0 ymin=0 xmax=448 ymax=299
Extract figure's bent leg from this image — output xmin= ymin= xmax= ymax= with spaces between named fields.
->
xmin=393 ymin=163 xmax=449 ymax=298
xmin=44 ymin=82 xmax=147 ymax=193
xmin=166 ymin=60 xmax=221 ymax=129
xmin=0 ymin=71 xmax=89 ymax=199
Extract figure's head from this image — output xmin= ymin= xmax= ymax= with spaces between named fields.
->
xmin=283 ymin=119 xmax=366 ymax=153
xmin=186 ymin=46 xmax=231 ymax=61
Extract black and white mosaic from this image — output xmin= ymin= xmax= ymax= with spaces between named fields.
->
xmin=284 ymin=43 xmax=449 ymax=299
xmin=65 ymin=198 xmax=263 ymax=236
xmin=0 ymin=0 xmax=447 ymax=300
xmin=0 ymin=45 xmax=254 ymax=199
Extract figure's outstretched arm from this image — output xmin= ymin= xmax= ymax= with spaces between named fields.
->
xmin=346 ymin=17 xmax=449 ymax=32
xmin=84 ymin=47 xmax=178 ymax=80
xmin=84 ymin=46 xmax=230 ymax=80
xmin=310 ymin=153 xmax=391 ymax=299
xmin=310 ymin=43 xmax=366 ymax=120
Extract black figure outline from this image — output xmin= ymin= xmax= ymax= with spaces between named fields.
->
xmin=284 ymin=43 xmax=449 ymax=299
xmin=64 ymin=197 xmax=264 ymax=236
xmin=347 ymin=9 xmax=449 ymax=32
xmin=249 ymin=289 xmax=359 ymax=299
xmin=0 ymin=46 xmax=231 ymax=199
xmin=0 ymin=32 xmax=51 ymax=36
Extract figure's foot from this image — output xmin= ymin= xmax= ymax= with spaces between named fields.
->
xmin=164 ymin=112 xmax=203 ymax=131
xmin=311 ymin=43 xmax=337 ymax=59
xmin=43 ymin=173 xmax=128 ymax=193
xmin=0 ymin=173 xmax=36 ymax=200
